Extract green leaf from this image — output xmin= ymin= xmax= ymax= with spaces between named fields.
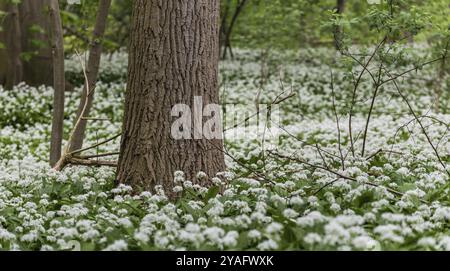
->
xmin=204 ymin=186 xmax=220 ymax=202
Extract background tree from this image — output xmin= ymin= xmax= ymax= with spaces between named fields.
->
xmin=0 ymin=0 xmax=53 ymax=88
xmin=334 ymin=0 xmax=345 ymax=49
xmin=68 ymin=0 xmax=112 ymax=152
xmin=117 ymin=0 xmax=226 ymax=197
xmin=48 ymin=0 xmax=65 ymax=166
xmin=0 ymin=1 xmax=22 ymax=89
xmin=220 ymin=0 xmax=249 ymax=59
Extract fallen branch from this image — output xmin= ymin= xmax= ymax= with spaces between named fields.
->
xmin=52 ymin=50 xmax=121 ymax=171
xmin=67 ymin=157 xmax=117 ymax=167
xmin=75 ymin=152 xmax=120 ymax=160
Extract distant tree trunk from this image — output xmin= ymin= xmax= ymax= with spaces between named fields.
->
xmin=221 ymin=0 xmax=248 ymax=59
xmin=69 ymin=0 xmax=112 ymax=152
xmin=0 ymin=2 xmax=23 ymax=89
xmin=334 ymin=0 xmax=346 ymax=50
xmin=220 ymin=0 xmax=232 ymax=56
xmin=18 ymin=0 xmax=53 ymax=86
xmin=337 ymin=0 xmax=345 ymax=14
xmin=117 ymin=0 xmax=226 ymax=197
xmin=0 ymin=0 xmax=53 ymax=88
xmin=48 ymin=0 xmax=65 ymax=166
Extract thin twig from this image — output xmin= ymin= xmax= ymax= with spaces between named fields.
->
xmin=267 ymin=150 xmax=427 ymax=203
xmin=347 ymin=37 xmax=387 ymax=157
xmin=330 ymin=70 xmax=345 ymax=170
xmin=386 ymin=71 xmax=450 ymax=177
xmin=223 ymin=91 xmax=295 ymax=132
xmin=271 ymin=121 xmax=343 ymax=161
xmin=81 ymin=117 xmax=111 ymax=121
xmin=380 ymin=57 xmax=447 ymax=86
xmin=361 ymin=63 xmax=384 ymax=157
xmin=316 ymin=143 xmax=329 ymax=169
xmin=365 ymin=149 xmax=383 ymax=161
xmin=69 ymin=133 xmax=121 ymax=156
xmin=314 ymin=178 xmax=340 ymax=196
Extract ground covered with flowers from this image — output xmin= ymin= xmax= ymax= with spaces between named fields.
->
xmin=0 ymin=48 xmax=449 ymax=251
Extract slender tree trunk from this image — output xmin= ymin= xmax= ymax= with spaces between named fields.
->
xmin=48 ymin=0 xmax=65 ymax=166
xmin=337 ymin=0 xmax=345 ymax=14
xmin=117 ymin=0 xmax=226 ymax=197
xmin=334 ymin=0 xmax=346 ymax=50
xmin=220 ymin=0 xmax=231 ymax=57
xmin=221 ymin=0 xmax=248 ymax=60
xmin=69 ymin=0 xmax=112 ymax=152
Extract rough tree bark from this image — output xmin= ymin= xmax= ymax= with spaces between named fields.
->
xmin=48 ymin=0 xmax=65 ymax=166
xmin=117 ymin=0 xmax=226 ymax=197
xmin=69 ymin=0 xmax=112 ymax=152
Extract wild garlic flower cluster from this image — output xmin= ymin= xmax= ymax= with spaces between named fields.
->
xmin=0 ymin=47 xmax=449 ymax=250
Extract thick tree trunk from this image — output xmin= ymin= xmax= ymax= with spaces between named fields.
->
xmin=117 ymin=0 xmax=226 ymax=197
xmin=69 ymin=0 xmax=112 ymax=152
xmin=48 ymin=0 xmax=65 ymax=166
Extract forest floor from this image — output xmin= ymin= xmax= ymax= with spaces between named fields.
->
xmin=0 ymin=48 xmax=449 ymax=251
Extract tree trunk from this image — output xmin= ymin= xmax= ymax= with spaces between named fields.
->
xmin=334 ymin=0 xmax=346 ymax=50
xmin=221 ymin=0 xmax=248 ymax=60
xmin=18 ymin=0 xmax=53 ymax=86
xmin=117 ymin=0 xmax=226 ymax=197
xmin=69 ymin=0 xmax=112 ymax=152
xmin=0 ymin=2 xmax=23 ymax=89
xmin=0 ymin=0 xmax=53 ymax=88
xmin=48 ymin=0 xmax=65 ymax=166
xmin=337 ymin=0 xmax=345 ymax=14
xmin=219 ymin=0 xmax=231 ymax=57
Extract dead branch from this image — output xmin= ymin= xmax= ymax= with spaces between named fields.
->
xmin=385 ymin=71 xmax=450 ymax=178
xmin=69 ymin=133 xmax=121 ymax=156
xmin=52 ymin=50 xmax=120 ymax=171
xmin=75 ymin=152 xmax=120 ymax=160
xmin=67 ymin=157 xmax=117 ymax=167
xmin=267 ymin=150 xmax=427 ymax=203
xmin=330 ymin=70 xmax=345 ymax=170
xmin=361 ymin=63 xmax=384 ymax=157
xmin=346 ymin=36 xmax=387 ymax=157
xmin=314 ymin=178 xmax=340 ymax=196
xmin=223 ymin=90 xmax=295 ymax=132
